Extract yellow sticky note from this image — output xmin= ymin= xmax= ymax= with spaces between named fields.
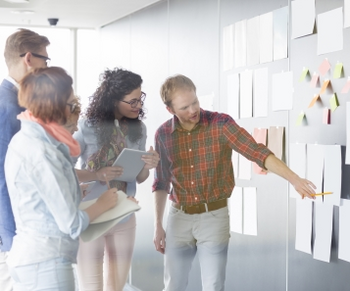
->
xmin=308 ymin=94 xmax=319 ymax=108
xmin=333 ymin=63 xmax=343 ymax=79
xmin=296 ymin=111 xmax=305 ymax=126
xmin=330 ymin=94 xmax=339 ymax=112
xmin=299 ymin=68 xmax=309 ymax=82
xmin=320 ymin=79 xmax=330 ymax=95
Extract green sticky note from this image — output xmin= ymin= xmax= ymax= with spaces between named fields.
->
xmin=333 ymin=63 xmax=343 ymax=79
xmin=296 ymin=111 xmax=305 ymax=126
xmin=330 ymin=94 xmax=339 ymax=112
xmin=299 ymin=68 xmax=309 ymax=82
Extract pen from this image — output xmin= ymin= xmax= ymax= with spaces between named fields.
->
xmin=103 ymin=173 xmax=110 ymax=190
xmin=311 ymin=192 xmax=333 ymax=196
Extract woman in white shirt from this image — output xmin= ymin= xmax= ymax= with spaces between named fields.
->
xmin=5 ymin=67 xmax=118 ymax=291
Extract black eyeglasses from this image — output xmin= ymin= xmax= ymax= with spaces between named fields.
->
xmin=19 ymin=52 xmax=51 ymax=66
xmin=66 ymin=102 xmax=77 ymax=114
xmin=120 ymin=92 xmax=146 ymax=108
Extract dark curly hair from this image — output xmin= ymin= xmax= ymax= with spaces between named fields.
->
xmin=86 ymin=68 xmax=144 ymax=146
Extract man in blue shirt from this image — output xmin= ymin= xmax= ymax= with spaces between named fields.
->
xmin=0 ymin=28 xmax=50 ymax=291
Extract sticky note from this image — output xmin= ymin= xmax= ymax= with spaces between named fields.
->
xmin=320 ymin=79 xmax=330 ymax=95
xmin=319 ymin=59 xmax=331 ymax=76
xmin=333 ymin=63 xmax=343 ymax=79
xmin=299 ymin=67 xmax=309 ymax=82
xmin=308 ymin=94 xmax=320 ymax=108
xmin=330 ymin=94 xmax=339 ymax=112
xmin=310 ymin=73 xmax=319 ymax=88
xmin=296 ymin=111 xmax=305 ymax=126
xmin=341 ymin=78 xmax=350 ymax=93
xmin=323 ymin=108 xmax=330 ymax=124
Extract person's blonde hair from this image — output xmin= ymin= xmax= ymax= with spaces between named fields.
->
xmin=18 ymin=67 xmax=73 ymax=124
xmin=4 ymin=28 xmax=50 ymax=67
xmin=160 ymin=74 xmax=196 ymax=107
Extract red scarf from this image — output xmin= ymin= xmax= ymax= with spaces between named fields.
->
xmin=17 ymin=110 xmax=81 ymax=157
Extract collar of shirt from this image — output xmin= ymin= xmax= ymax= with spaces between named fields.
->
xmin=21 ymin=120 xmax=71 ymax=160
xmin=5 ymin=76 xmax=20 ymax=90
xmin=170 ymin=108 xmax=208 ymax=133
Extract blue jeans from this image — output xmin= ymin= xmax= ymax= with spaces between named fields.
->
xmin=9 ymin=257 xmax=75 ymax=291
xmin=164 ymin=205 xmax=230 ymax=291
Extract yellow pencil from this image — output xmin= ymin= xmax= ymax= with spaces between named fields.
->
xmin=311 ymin=192 xmax=333 ymax=196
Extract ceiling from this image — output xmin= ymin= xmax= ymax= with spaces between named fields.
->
xmin=0 ymin=0 xmax=162 ymax=29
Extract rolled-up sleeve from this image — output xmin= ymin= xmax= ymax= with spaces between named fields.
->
xmin=223 ymin=118 xmax=273 ymax=169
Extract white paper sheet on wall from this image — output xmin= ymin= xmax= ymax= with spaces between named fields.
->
xmin=346 ymin=103 xmax=350 ymax=164
xmin=259 ymin=12 xmax=273 ymax=64
xmin=291 ymin=0 xmax=315 ymax=39
xmin=272 ymin=71 xmax=293 ymax=111
xmin=230 ymin=186 xmax=243 ymax=234
xmin=235 ymin=20 xmax=247 ymax=68
xmin=198 ymin=93 xmax=214 ymax=111
xmin=253 ymin=67 xmax=268 ymax=117
xmin=317 ymin=8 xmax=343 ymax=55
xmin=313 ymin=202 xmax=333 ymax=263
xmin=223 ymin=24 xmax=235 ymax=71
xmin=345 ymin=0 xmax=350 ymax=28
xmin=295 ymin=199 xmax=313 ymax=254
xmin=268 ymin=126 xmax=284 ymax=160
xmin=232 ymin=150 xmax=239 ymax=179
xmin=323 ymin=145 xmax=341 ymax=206
xmin=338 ymin=199 xmax=350 ymax=262
xmin=273 ymin=6 xmax=288 ymax=61
xmin=243 ymin=187 xmax=257 ymax=236
xmin=227 ymin=73 xmax=240 ymax=119
xmin=306 ymin=144 xmax=324 ymax=203
xmin=289 ymin=143 xmax=306 ymax=199
xmin=238 ymin=154 xmax=251 ymax=180
xmin=247 ymin=16 xmax=260 ymax=66
xmin=239 ymin=70 xmax=253 ymax=118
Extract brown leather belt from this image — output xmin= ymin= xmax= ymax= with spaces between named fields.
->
xmin=172 ymin=199 xmax=227 ymax=214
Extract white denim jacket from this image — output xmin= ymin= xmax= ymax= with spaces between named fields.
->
xmin=5 ymin=120 xmax=89 ymax=267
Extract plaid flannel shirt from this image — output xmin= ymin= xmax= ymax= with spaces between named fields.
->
xmin=152 ymin=109 xmax=272 ymax=205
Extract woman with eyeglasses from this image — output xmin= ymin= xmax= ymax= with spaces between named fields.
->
xmin=4 ymin=67 xmax=119 ymax=290
xmin=64 ymin=95 xmax=81 ymax=135
xmin=73 ymin=68 xmax=159 ymax=291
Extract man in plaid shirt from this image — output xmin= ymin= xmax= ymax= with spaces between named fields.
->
xmin=152 ymin=74 xmax=316 ymax=291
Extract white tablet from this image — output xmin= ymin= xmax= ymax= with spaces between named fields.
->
xmin=112 ymin=148 xmax=151 ymax=182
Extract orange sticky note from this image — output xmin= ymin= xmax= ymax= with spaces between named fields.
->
xmin=310 ymin=73 xmax=319 ymax=88
xmin=319 ymin=59 xmax=331 ymax=76
xmin=308 ymin=94 xmax=320 ymax=108
xmin=323 ymin=108 xmax=330 ymax=124
xmin=320 ymin=79 xmax=330 ymax=95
